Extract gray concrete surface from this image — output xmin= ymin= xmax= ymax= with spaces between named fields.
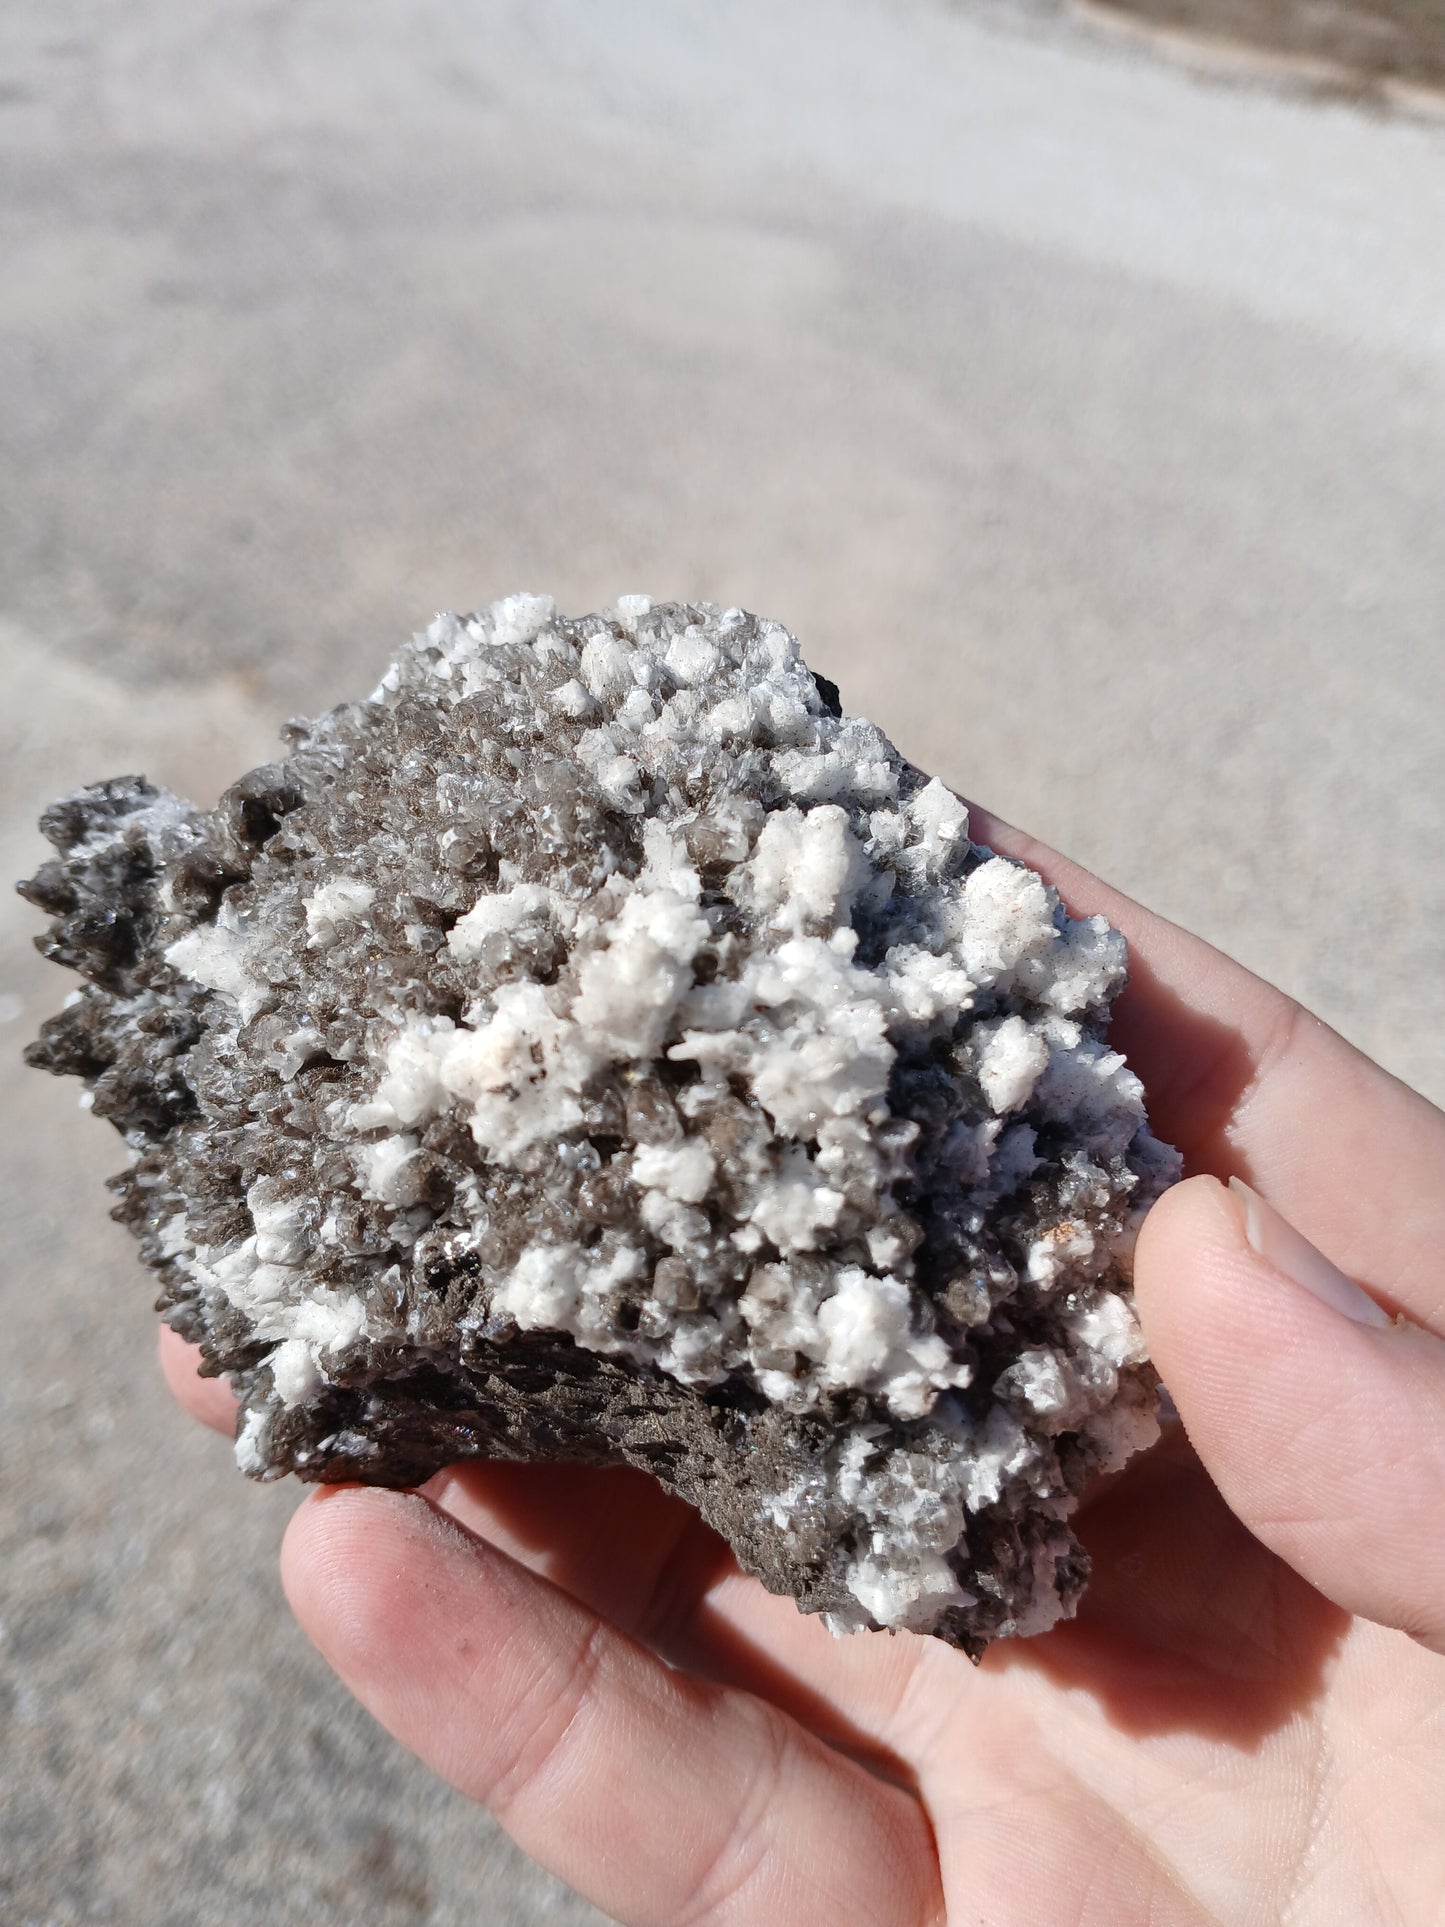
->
xmin=3 ymin=1 xmax=1443 ymax=1920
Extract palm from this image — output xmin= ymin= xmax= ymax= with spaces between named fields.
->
xmin=167 ymin=811 xmax=1445 ymax=1924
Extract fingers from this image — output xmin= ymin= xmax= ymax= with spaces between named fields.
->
xmin=162 ymin=1327 xmax=939 ymax=1775
xmin=157 ymin=1324 xmax=238 ymax=1435
xmin=966 ymin=800 xmax=1445 ymax=1334
xmin=1135 ymin=1174 xmax=1445 ymax=1654
xmin=281 ymin=1486 xmax=944 ymax=1927
xmin=422 ymin=1460 xmax=938 ymax=1770
xmin=160 ymin=1323 xmax=935 ymax=1769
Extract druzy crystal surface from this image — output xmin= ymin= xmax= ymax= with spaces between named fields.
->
xmin=22 ymin=596 xmax=1179 ymax=1654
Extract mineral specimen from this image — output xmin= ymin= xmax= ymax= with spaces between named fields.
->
xmin=21 ymin=596 xmax=1179 ymax=1655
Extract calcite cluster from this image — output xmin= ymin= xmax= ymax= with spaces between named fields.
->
xmin=21 ymin=596 xmax=1178 ymax=1654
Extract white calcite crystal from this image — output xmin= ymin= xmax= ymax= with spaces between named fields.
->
xmin=21 ymin=597 xmax=1179 ymax=1654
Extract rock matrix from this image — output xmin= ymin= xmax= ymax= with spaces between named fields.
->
xmin=22 ymin=596 xmax=1178 ymax=1653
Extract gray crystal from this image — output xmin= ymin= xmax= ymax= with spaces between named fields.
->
xmin=20 ymin=595 xmax=1179 ymax=1656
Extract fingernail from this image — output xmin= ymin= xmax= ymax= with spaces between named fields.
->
xmin=1228 ymin=1177 xmax=1391 ymax=1328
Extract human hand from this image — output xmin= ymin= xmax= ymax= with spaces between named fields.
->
xmin=163 ymin=805 xmax=1445 ymax=1925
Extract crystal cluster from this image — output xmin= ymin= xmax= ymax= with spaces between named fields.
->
xmin=21 ymin=596 xmax=1178 ymax=1654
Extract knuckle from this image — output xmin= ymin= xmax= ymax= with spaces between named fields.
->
xmin=483 ymin=1613 xmax=610 ymax=1820
xmin=671 ymin=1706 xmax=787 ymax=1927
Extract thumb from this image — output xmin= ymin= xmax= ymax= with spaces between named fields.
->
xmin=1134 ymin=1173 xmax=1445 ymax=1654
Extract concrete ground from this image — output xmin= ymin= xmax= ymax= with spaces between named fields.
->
xmin=2 ymin=1 xmax=1442 ymax=1920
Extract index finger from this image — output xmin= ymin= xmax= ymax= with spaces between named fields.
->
xmin=966 ymin=801 xmax=1445 ymax=1330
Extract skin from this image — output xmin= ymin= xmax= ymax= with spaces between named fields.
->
xmin=162 ymin=806 xmax=1445 ymax=1925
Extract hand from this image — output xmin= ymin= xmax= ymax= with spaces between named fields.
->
xmin=164 ymin=805 xmax=1445 ymax=1926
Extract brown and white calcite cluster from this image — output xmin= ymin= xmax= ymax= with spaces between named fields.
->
xmin=21 ymin=596 xmax=1179 ymax=1656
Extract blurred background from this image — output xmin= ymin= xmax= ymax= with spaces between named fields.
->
xmin=3 ymin=1 xmax=1442 ymax=1920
